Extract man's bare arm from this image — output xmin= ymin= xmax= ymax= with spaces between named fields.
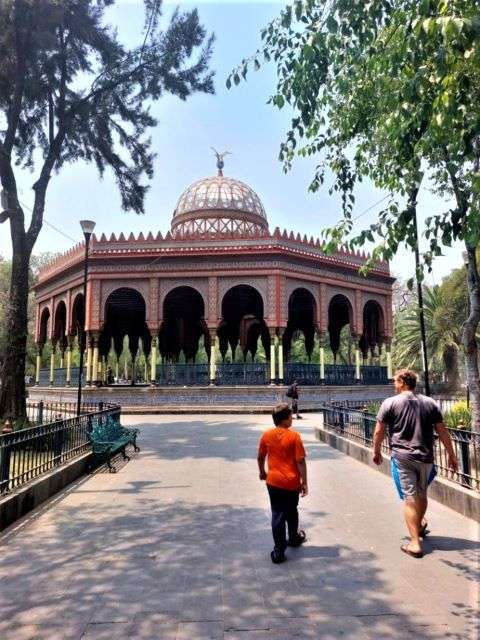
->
xmin=296 ymin=458 xmax=308 ymax=496
xmin=373 ymin=421 xmax=386 ymax=465
xmin=434 ymin=422 xmax=458 ymax=471
xmin=257 ymin=454 xmax=267 ymax=480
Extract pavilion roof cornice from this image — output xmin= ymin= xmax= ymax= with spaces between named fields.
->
xmin=35 ymin=225 xmax=391 ymax=285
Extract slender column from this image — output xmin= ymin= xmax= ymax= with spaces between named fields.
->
xmin=115 ymin=360 xmax=119 ymax=381
xmin=385 ymin=339 xmax=393 ymax=380
xmin=102 ymin=356 xmax=107 ymax=384
xmin=35 ymin=344 xmax=43 ymax=385
xmin=209 ymin=329 xmax=217 ymax=385
xmin=269 ymin=329 xmax=276 ymax=384
xmin=277 ymin=330 xmax=284 ymax=383
xmin=91 ymin=333 xmax=99 ymax=384
xmin=65 ymin=338 xmax=73 ymax=387
xmin=49 ymin=341 xmax=56 ymax=386
xmin=150 ymin=337 xmax=158 ymax=385
xmin=318 ymin=331 xmax=328 ymax=383
xmin=353 ymin=334 xmax=361 ymax=382
xmin=85 ymin=334 xmax=93 ymax=385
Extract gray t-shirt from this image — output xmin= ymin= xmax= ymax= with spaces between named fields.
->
xmin=376 ymin=392 xmax=443 ymax=463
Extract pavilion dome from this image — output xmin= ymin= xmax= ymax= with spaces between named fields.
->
xmin=171 ymin=170 xmax=269 ymax=238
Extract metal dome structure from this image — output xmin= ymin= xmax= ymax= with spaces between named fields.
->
xmin=171 ymin=167 xmax=269 ymax=238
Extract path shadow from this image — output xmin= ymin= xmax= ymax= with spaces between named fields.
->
xmin=0 ymin=499 xmax=472 ymax=639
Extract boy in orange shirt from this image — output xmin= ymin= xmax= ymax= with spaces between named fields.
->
xmin=257 ymin=403 xmax=308 ymax=564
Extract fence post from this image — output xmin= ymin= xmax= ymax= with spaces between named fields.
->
xmin=457 ymin=422 xmax=471 ymax=488
xmin=362 ymin=404 xmax=371 ymax=442
xmin=52 ymin=422 xmax=64 ymax=466
xmin=0 ymin=420 xmax=13 ymax=493
xmin=37 ymin=401 xmax=44 ymax=425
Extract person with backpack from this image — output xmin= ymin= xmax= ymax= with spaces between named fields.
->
xmin=257 ymin=403 xmax=308 ymax=564
xmin=286 ymin=380 xmax=301 ymax=419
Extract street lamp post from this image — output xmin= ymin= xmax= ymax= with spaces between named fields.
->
xmin=77 ymin=220 xmax=96 ymax=417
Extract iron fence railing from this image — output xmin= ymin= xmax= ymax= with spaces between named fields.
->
xmin=155 ymin=363 xmax=210 ymax=386
xmin=25 ymin=401 xmax=106 ymax=426
xmin=216 ymin=363 xmax=269 ymax=386
xmin=321 ymin=405 xmax=479 ymax=492
xmin=0 ymin=404 xmax=121 ymax=494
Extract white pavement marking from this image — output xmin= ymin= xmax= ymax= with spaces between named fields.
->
xmin=0 ymin=413 xmax=478 ymax=640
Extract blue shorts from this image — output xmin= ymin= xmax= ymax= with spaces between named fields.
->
xmin=391 ymin=458 xmax=436 ymax=500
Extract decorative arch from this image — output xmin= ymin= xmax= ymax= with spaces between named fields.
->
xmin=361 ymin=300 xmax=385 ymax=358
xmin=159 ymin=286 xmax=208 ymax=363
xmin=101 ymin=288 xmax=150 ymax=376
xmin=328 ymin=294 xmax=354 ymax=362
xmin=219 ymin=284 xmax=269 ymax=361
xmin=159 ymin=279 xmax=208 ymax=321
xmin=53 ymin=300 xmax=68 ymax=351
xmin=70 ymin=293 xmax=85 ymax=338
xmin=218 ymin=277 xmax=267 ymax=320
xmin=283 ymin=287 xmax=318 ymax=361
xmin=100 ymin=279 xmax=150 ymax=324
xmin=38 ymin=307 xmax=51 ymax=345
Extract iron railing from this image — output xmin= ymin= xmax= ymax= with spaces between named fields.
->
xmin=37 ymin=363 xmax=389 ymax=387
xmin=216 ymin=363 xmax=269 ymax=385
xmin=156 ymin=363 xmax=210 ymax=386
xmin=0 ymin=404 xmax=121 ymax=494
xmin=26 ymin=401 xmax=102 ymax=426
xmin=321 ymin=405 xmax=479 ymax=492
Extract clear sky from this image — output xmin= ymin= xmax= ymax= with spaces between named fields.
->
xmin=0 ymin=1 xmax=464 ymax=284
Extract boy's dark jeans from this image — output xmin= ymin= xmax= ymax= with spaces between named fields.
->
xmin=267 ymin=484 xmax=299 ymax=552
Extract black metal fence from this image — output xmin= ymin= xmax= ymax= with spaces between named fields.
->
xmin=216 ymin=363 xmax=269 ymax=385
xmin=321 ymin=405 xmax=479 ymax=492
xmin=155 ymin=363 xmax=210 ymax=386
xmin=26 ymin=401 xmax=102 ymax=426
xmin=283 ymin=364 xmax=388 ymax=386
xmin=0 ymin=404 xmax=121 ymax=494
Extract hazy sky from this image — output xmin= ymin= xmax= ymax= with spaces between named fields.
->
xmin=0 ymin=1 xmax=464 ymax=284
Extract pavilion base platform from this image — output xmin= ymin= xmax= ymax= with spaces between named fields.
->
xmin=28 ymin=384 xmax=391 ymax=414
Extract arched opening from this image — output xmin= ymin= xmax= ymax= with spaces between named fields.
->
xmin=70 ymin=293 xmax=85 ymax=339
xmin=159 ymin=286 xmax=208 ymax=363
xmin=53 ymin=301 xmax=67 ymax=355
xmin=38 ymin=307 xmax=50 ymax=346
xmin=219 ymin=285 xmax=269 ymax=362
xmin=361 ymin=300 xmax=385 ymax=360
xmin=328 ymin=294 xmax=353 ymax=364
xmin=284 ymin=288 xmax=317 ymax=362
xmin=101 ymin=288 xmax=149 ymax=384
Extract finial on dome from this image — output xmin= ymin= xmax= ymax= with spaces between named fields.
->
xmin=211 ymin=147 xmax=231 ymax=176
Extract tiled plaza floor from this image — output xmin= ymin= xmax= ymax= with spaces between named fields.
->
xmin=0 ymin=413 xmax=478 ymax=639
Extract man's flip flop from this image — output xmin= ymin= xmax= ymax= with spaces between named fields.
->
xmin=420 ymin=522 xmax=429 ymax=537
xmin=401 ymin=544 xmax=424 ymax=559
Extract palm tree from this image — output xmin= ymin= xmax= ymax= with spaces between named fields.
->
xmin=393 ymin=285 xmax=462 ymax=391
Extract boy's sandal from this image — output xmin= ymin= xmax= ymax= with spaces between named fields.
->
xmin=401 ymin=544 xmax=424 ymax=559
xmin=288 ymin=530 xmax=307 ymax=547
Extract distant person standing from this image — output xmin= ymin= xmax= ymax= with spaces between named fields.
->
xmin=257 ymin=403 xmax=308 ymax=564
xmin=286 ymin=380 xmax=301 ymax=419
xmin=373 ymin=369 xmax=458 ymax=558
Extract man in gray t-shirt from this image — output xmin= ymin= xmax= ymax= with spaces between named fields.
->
xmin=373 ymin=369 xmax=458 ymax=558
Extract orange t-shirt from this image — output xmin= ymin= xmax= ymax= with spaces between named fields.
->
xmin=258 ymin=427 xmax=306 ymax=491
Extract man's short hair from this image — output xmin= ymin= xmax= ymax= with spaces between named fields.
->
xmin=272 ymin=403 xmax=292 ymax=426
xmin=394 ymin=368 xmax=417 ymax=390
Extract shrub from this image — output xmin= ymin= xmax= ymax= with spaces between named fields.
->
xmin=444 ymin=401 xmax=471 ymax=430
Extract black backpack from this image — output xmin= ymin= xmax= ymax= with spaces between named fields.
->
xmin=286 ymin=384 xmax=294 ymax=398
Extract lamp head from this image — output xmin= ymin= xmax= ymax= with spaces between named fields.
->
xmin=80 ymin=219 xmax=96 ymax=239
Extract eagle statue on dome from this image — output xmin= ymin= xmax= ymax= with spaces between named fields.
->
xmin=211 ymin=147 xmax=231 ymax=176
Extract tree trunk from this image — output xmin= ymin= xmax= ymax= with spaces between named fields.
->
xmin=463 ymin=245 xmax=480 ymax=434
xmin=0 ymin=234 xmax=31 ymax=425
xmin=443 ymin=343 xmax=460 ymax=393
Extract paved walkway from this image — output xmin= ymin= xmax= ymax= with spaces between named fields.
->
xmin=0 ymin=414 xmax=478 ymax=640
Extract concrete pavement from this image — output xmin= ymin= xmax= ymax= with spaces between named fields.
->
xmin=0 ymin=413 xmax=478 ymax=639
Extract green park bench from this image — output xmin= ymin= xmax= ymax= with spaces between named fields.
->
xmin=88 ymin=416 xmax=140 ymax=472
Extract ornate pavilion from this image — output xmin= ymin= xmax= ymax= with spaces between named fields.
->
xmin=33 ymin=157 xmax=394 ymax=391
